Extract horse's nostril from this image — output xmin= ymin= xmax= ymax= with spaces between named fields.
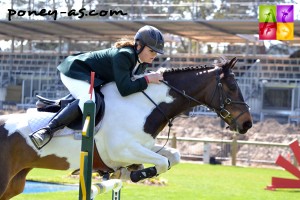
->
xmin=243 ymin=121 xmax=252 ymax=130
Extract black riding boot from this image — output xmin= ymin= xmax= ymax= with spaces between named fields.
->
xmin=29 ymin=99 xmax=81 ymax=149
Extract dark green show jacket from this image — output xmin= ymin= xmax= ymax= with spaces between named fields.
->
xmin=57 ymin=47 xmax=148 ymax=96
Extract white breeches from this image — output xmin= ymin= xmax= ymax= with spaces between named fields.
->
xmin=60 ymin=73 xmax=95 ymax=112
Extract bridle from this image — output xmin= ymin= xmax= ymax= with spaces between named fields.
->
xmin=207 ymin=68 xmax=250 ymax=125
xmin=157 ymin=68 xmax=249 ymax=123
xmin=142 ymin=67 xmax=250 ymax=152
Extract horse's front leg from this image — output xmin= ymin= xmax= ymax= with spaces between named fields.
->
xmin=151 ymin=145 xmax=181 ymax=169
xmin=128 ymin=145 xmax=181 ymax=182
xmin=108 ymin=142 xmax=169 ymax=182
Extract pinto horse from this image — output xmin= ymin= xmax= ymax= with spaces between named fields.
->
xmin=0 ymin=57 xmax=252 ymax=199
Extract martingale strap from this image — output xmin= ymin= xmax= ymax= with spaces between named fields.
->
xmin=142 ymin=91 xmax=173 ymax=153
xmin=142 ymin=91 xmax=173 ymax=127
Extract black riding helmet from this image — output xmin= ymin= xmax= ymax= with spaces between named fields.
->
xmin=134 ymin=25 xmax=164 ymax=54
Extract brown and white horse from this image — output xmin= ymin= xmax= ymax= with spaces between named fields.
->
xmin=0 ymin=57 xmax=252 ymax=199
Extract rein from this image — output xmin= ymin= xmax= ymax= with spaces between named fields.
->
xmin=160 ymin=80 xmax=203 ymax=105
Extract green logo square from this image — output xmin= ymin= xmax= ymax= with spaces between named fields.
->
xmin=259 ymin=5 xmax=276 ymax=23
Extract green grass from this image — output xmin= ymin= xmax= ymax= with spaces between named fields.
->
xmin=13 ymin=163 xmax=300 ymax=200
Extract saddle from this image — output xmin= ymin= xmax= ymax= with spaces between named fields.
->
xmin=35 ymin=91 xmax=105 ymax=131
xmin=35 ymin=91 xmax=113 ymax=173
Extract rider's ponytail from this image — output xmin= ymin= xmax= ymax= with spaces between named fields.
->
xmin=114 ymin=36 xmax=135 ymax=48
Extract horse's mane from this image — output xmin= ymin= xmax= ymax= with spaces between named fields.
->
xmin=157 ymin=57 xmax=229 ymax=74
xmin=133 ymin=57 xmax=227 ymax=80
xmin=157 ymin=64 xmax=216 ymax=74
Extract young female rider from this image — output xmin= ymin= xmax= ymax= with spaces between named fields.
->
xmin=29 ymin=25 xmax=165 ymax=149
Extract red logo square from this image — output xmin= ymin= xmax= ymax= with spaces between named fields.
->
xmin=259 ymin=22 xmax=277 ymax=40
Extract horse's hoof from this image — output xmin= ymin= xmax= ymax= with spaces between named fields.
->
xmin=110 ymin=170 xmax=121 ymax=179
xmin=111 ymin=168 xmax=131 ymax=181
xmin=127 ymin=164 xmax=144 ymax=171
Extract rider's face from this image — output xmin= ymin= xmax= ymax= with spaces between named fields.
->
xmin=137 ymin=45 xmax=157 ymax=63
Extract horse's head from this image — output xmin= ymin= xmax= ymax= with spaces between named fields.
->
xmin=150 ymin=58 xmax=252 ymax=136
xmin=206 ymin=57 xmax=252 ymax=134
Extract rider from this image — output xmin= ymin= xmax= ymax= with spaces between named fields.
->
xmin=29 ymin=25 xmax=165 ymax=149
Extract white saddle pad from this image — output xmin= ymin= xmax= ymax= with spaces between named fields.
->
xmin=26 ymin=108 xmax=76 ymax=137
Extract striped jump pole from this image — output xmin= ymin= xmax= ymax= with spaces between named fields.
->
xmin=91 ymin=179 xmax=122 ymax=199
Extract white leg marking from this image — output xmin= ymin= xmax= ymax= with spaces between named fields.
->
xmin=152 ymin=145 xmax=181 ymax=168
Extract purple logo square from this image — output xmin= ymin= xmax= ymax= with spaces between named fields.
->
xmin=277 ymin=5 xmax=294 ymax=22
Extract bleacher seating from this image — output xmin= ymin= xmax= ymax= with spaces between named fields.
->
xmin=0 ymin=52 xmax=300 ymax=122
xmin=0 ymin=52 xmax=68 ymax=109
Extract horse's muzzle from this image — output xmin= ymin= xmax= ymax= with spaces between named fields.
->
xmin=228 ymin=120 xmax=252 ymax=134
xmin=239 ymin=120 xmax=252 ymax=134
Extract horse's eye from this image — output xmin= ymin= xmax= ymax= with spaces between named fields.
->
xmin=229 ymin=84 xmax=237 ymax=91
xmin=227 ymin=81 xmax=237 ymax=91
xmin=225 ymin=77 xmax=237 ymax=91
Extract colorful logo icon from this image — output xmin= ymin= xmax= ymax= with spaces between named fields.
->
xmin=259 ymin=5 xmax=294 ymax=40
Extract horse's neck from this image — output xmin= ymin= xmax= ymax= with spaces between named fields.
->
xmin=162 ymin=69 xmax=215 ymax=117
xmin=142 ymin=70 xmax=216 ymax=138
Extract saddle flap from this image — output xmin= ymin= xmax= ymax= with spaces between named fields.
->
xmin=68 ymin=91 xmax=105 ymax=130
xmin=36 ymin=94 xmax=76 ymax=113
xmin=36 ymin=94 xmax=75 ymax=106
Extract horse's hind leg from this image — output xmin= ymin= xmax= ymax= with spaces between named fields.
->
xmin=0 ymin=168 xmax=32 ymax=200
xmin=0 ymin=170 xmax=9 ymax=200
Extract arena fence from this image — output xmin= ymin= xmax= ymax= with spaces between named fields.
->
xmin=157 ymin=135 xmax=296 ymax=167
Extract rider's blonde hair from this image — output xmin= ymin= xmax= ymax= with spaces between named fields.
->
xmin=114 ymin=36 xmax=135 ymax=48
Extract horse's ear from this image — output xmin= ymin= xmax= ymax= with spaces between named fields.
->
xmin=229 ymin=57 xmax=238 ymax=69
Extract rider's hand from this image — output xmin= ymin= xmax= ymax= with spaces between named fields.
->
xmin=145 ymin=73 xmax=163 ymax=84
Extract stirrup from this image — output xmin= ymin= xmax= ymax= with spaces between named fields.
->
xmin=29 ymin=128 xmax=53 ymax=150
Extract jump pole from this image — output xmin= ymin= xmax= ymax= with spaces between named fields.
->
xmin=79 ymin=72 xmax=122 ymax=200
